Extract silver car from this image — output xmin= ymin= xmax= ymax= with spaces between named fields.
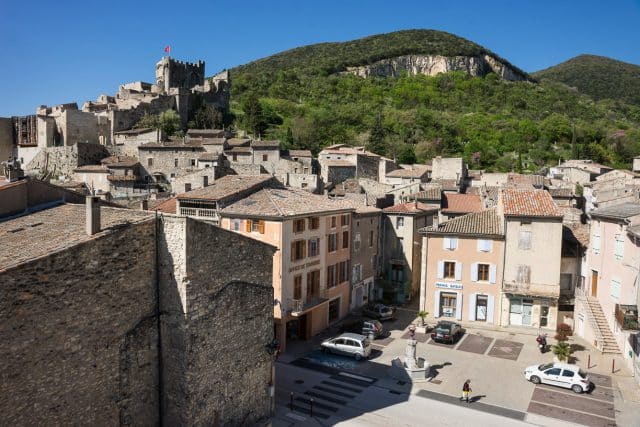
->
xmin=321 ymin=333 xmax=372 ymax=360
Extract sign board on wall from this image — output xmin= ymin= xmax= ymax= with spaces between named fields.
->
xmin=435 ymin=282 xmax=463 ymax=290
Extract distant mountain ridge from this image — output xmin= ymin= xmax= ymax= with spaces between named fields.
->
xmin=532 ymin=54 xmax=640 ymax=106
xmin=232 ymin=29 xmax=529 ymax=80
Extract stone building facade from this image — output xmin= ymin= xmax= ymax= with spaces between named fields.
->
xmin=0 ymin=202 xmax=276 ymax=426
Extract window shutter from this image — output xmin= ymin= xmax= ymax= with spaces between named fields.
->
xmin=245 ymin=219 xmax=252 ymax=232
xmin=471 ymin=263 xmax=478 ymax=282
xmin=302 ymin=240 xmax=306 ymax=258
xmin=434 ymin=290 xmax=441 ymax=317
xmin=468 ymin=293 xmax=477 ymax=321
xmin=451 ymin=238 xmax=458 ymax=250
xmin=487 ymin=295 xmax=495 ymax=324
xmin=258 ymin=220 xmax=265 ymax=234
xmin=443 ymin=238 xmax=450 ymax=250
xmin=593 ymin=233 xmax=600 ymax=254
xmin=455 ymin=293 xmax=463 ymax=320
xmin=455 ymin=262 xmax=462 ymax=281
xmin=291 ymin=242 xmax=295 ymax=261
xmin=489 ymin=264 xmax=497 ymax=284
xmin=437 ymin=261 xmax=444 ymax=279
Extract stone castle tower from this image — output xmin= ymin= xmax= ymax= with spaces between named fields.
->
xmin=155 ymin=57 xmax=205 ymax=93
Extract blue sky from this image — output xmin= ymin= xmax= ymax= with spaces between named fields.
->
xmin=1 ymin=0 xmax=639 ymax=116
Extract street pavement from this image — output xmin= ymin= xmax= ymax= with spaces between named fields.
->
xmin=275 ymin=305 xmax=640 ymax=426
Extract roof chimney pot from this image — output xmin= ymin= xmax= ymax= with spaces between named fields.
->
xmin=86 ymin=196 xmax=101 ymax=236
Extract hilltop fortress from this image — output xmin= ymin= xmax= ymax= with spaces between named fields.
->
xmin=0 ymin=57 xmax=229 ymax=170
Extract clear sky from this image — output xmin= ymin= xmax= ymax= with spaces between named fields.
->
xmin=1 ymin=0 xmax=639 ymax=116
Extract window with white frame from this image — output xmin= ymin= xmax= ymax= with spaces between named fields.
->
xmin=352 ymin=264 xmax=363 ymax=283
xmin=614 ymin=234 xmax=624 ymax=261
xmin=516 ymin=265 xmax=531 ymax=284
xmin=396 ymin=217 xmax=404 ymax=229
xmin=518 ymin=231 xmax=531 ymax=250
xmin=610 ymin=279 xmax=621 ymax=299
xmin=592 ymin=230 xmax=600 ymax=254
xmin=477 ymin=239 xmax=493 ymax=252
xmin=438 ymin=260 xmax=462 ymax=280
xmin=443 ymin=236 xmax=458 ymax=250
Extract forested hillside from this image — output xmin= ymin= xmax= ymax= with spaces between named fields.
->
xmin=223 ymin=30 xmax=640 ymax=171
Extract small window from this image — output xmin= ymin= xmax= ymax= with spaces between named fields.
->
xmin=327 ymin=265 xmax=337 ymax=288
xmin=147 ymin=158 xmax=153 ymax=166
xmin=518 ymin=231 xmax=532 ymax=250
xmin=184 ymin=183 xmax=191 ymax=192
xmin=477 ymin=239 xmax=492 ymax=252
xmin=293 ymin=275 xmax=302 ymax=300
xmin=341 ymin=214 xmax=350 ymax=226
xmin=443 ymin=237 xmax=458 ymax=250
xmin=293 ymin=219 xmax=305 ymax=233
xmin=170 ymin=173 xmax=175 ymax=178
xmin=190 ymin=159 xmax=196 ymax=167
xmin=247 ymin=219 xmax=265 ymax=234
xmin=444 ymin=261 xmax=456 ymax=279
xmin=291 ymin=240 xmax=306 ymax=261
xmin=262 ymin=154 xmax=268 ymax=162
xmin=328 ymin=233 xmax=337 ymax=252
xmin=516 ymin=265 xmax=531 ymax=284
xmin=478 ymin=263 xmax=490 ymax=281
xmin=396 ymin=217 xmax=404 ymax=229
xmin=232 ymin=153 xmax=237 ymax=162
xmin=342 ymin=231 xmax=349 ymax=249
xmin=174 ymin=158 xmax=179 ymax=167
xmin=309 ymin=217 xmax=320 ymax=229
xmin=369 ymin=230 xmax=374 ymax=247
xmin=614 ymin=235 xmax=624 ymax=261
xmin=331 ymin=216 xmax=337 ymax=228
xmin=308 ymin=238 xmax=320 ymax=257
xmin=611 ymin=279 xmax=621 ymax=299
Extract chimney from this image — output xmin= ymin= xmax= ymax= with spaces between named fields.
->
xmin=86 ymin=196 xmax=100 ymax=236
xmin=140 ymin=199 xmax=148 ymax=210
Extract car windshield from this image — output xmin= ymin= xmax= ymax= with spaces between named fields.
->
xmin=538 ymin=363 xmax=554 ymax=371
xmin=578 ymin=369 xmax=588 ymax=379
xmin=435 ymin=324 xmax=451 ymax=333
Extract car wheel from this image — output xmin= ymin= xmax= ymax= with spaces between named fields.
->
xmin=530 ymin=375 xmax=541 ymax=384
xmin=321 ymin=347 xmax=329 ymax=354
xmin=572 ymin=384 xmax=583 ymax=394
xmin=354 ymin=353 xmax=362 ymax=361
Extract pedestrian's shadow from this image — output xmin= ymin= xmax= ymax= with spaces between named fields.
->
xmin=427 ymin=362 xmax=452 ymax=381
xmin=469 ymin=395 xmax=486 ymax=403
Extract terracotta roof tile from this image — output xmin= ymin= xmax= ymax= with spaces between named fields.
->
xmin=408 ymin=187 xmax=442 ymax=201
xmin=251 ymin=140 xmax=280 ymax=148
xmin=385 ymin=165 xmax=430 ymax=178
xmin=285 ymin=150 xmax=312 ymax=158
xmin=74 ymin=165 xmax=109 ymax=172
xmin=501 ymin=189 xmax=562 ymax=217
xmin=176 ymin=175 xmax=275 ymax=201
xmin=383 ymin=202 xmax=437 ymax=214
xmin=442 ymin=193 xmax=482 ymax=213
xmin=101 ymin=156 xmax=139 ymax=168
xmin=423 ymin=208 xmax=503 ymax=237
xmin=152 ymin=197 xmax=176 ymax=214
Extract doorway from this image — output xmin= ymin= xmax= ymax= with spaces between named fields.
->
xmin=439 ymin=292 xmax=457 ymax=318
xmin=591 ymin=270 xmax=598 ymax=297
xmin=476 ymin=295 xmax=488 ymax=321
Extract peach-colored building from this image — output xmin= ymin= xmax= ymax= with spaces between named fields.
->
xmin=579 ymin=203 xmax=640 ymax=377
xmin=420 ymin=208 xmax=504 ymax=324
xmin=220 ymin=188 xmax=354 ymax=350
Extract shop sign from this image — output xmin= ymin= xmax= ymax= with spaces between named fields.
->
xmin=435 ymin=282 xmax=463 ymax=290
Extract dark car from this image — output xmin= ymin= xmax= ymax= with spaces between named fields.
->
xmin=340 ymin=319 xmax=385 ymax=338
xmin=430 ymin=321 xmax=463 ymax=344
xmin=362 ymin=303 xmax=395 ymax=321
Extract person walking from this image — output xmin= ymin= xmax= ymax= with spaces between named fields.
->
xmin=461 ymin=379 xmax=472 ymax=403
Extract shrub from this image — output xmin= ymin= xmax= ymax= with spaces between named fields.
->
xmin=551 ymin=341 xmax=572 ymax=362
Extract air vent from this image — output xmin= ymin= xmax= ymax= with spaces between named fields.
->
xmin=8 ymin=227 xmax=24 ymax=233
xmin=30 ymin=222 xmax=44 ymax=227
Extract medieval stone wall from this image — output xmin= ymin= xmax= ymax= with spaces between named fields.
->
xmin=139 ymin=146 xmax=205 ymax=183
xmin=0 ymin=220 xmax=159 ymax=426
xmin=26 ymin=143 xmax=110 ymax=179
xmin=0 ymin=117 xmax=13 ymax=162
xmin=356 ymin=154 xmax=379 ymax=180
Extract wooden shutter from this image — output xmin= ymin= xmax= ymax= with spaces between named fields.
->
xmin=291 ymin=242 xmax=295 ymax=261
xmin=258 ymin=220 xmax=265 ymax=234
xmin=245 ymin=219 xmax=252 ymax=232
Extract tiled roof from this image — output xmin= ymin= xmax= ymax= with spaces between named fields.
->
xmin=549 ymin=188 xmax=574 ymax=198
xmin=385 ymin=165 xmax=430 ymax=178
xmin=176 ymin=175 xmax=275 ymax=201
xmin=101 ymin=156 xmax=139 ymax=168
xmin=152 ymin=197 xmax=176 ymax=214
xmin=320 ymin=147 xmax=379 ymax=157
xmin=423 ymin=208 xmax=503 ymax=237
xmin=285 ymin=150 xmax=312 ymax=158
xmin=442 ymin=193 xmax=482 ymax=213
xmin=187 ymin=129 xmax=225 ymax=137
xmin=0 ymin=204 xmax=153 ymax=271
xmin=507 ymin=173 xmax=545 ymax=188
xmin=382 ymin=202 xmax=438 ymax=214
xmin=335 ymin=193 xmax=381 ymax=214
xmin=139 ymin=141 xmax=203 ymax=149
xmin=408 ymin=187 xmax=442 ymax=201
xmin=114 ymin=127 xmax=153 ymax=135
xmin=501 ymin=189 xmax=562 ymax=217
xmin=225 ymin=147 xmax=252 ymax=153
xmin=198 ymin=153 xmax=220 ymax=161
xmin=432 ymin=179 xmax=459 ymax=191
xmin=226 ymin=138 xmax=251 ymax=147
xmin=251 ymin=140 xmax=280 ymax=148
xmin=590 ymin=202 xmax=640 ymax=220
xmin=199 ymin=138 xmax=226 ymax=145
xmin=325 ymin=160 xmax=355 ymax=167
xmin=221 ymin=188 xmax=354 ymax=218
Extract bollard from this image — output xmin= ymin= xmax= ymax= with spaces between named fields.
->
xmin=310 ymin=398 xmax=314 ymax=417
xmin=612 ymin=358 xmax=615 ymax=374
xmin=290 ymin=392 xmax=294 ymax=410
xmin=587 ymin=354 xmax=591 ymax=369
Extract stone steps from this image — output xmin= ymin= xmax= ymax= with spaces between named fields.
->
xmin=585 ymin=297 xmax=620 ymax=354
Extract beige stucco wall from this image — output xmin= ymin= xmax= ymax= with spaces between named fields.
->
xmin=75 ymin=171 xmax=110 ymax=194
xmin=423 ymin=234 xmax=504 ymax=324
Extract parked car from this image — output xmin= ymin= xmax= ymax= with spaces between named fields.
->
xmin=340 ymin=319 xmax=385 ymax=338
xmin=320 ymin=333 xmax=372 ymax=360
xmin=524 ymin=362 xmax=591 ymax=393
xmin=430 ymin=321 xmax=463 ymax=344
xmin=362 ymin=303 xmax=395 ymax=321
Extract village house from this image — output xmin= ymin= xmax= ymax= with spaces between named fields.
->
xmin=499 ymin=189 xmax=564 ymax=330
xmin=382 ymin=201 xmax=439 ymax=304
xmin=440 ymin=193 xmax=483 ymax=221
xmin=219 ymin=188 xmax=355 ymax=350
xmin=420 ymin=208 xmax=504 ymax=324
xmin=576 ymin=203 xmax=640 ymax=378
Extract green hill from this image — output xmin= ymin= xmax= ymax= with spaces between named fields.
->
xmin=533 ymin=55 xmax=640 ymax=106
xmin=221 ymin=31 xmax=640 ymax=171
xmin=233 ymin=29 xmax=527 ymax=78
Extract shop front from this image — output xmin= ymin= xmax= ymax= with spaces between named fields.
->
xmin=502 ymin=294 xmax=557 ymax=330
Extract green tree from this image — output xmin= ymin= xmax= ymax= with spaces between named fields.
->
xmin=367 ymin=112 xmax=387 ymax=156
xmin=158 ymin=110 xmax=181 ymax=136
xmin=241 ymin=93 xmax=268 ymax=137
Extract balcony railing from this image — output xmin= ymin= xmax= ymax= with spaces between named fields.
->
xmin=502 ymin=281 xmax=560 ymax=298
xmin=615 ymin=304 xmax=639 ymax=331
xmin=179 ymin=207 xmax=219 ymax=221
xmin=287 ymin=289 xmax=328 ymax=315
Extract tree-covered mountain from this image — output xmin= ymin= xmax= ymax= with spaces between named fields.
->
xmin=533 ymin=55 xmax=640 ymax=106
xmin=221 ymin=30 xmax=640 ymax=171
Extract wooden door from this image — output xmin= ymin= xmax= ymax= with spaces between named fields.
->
xmin=591 ymin=270 xmax=598 ymax=297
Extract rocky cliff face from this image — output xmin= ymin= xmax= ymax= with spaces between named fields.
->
xmin=344 ymin=54 xmax=528 ymax=81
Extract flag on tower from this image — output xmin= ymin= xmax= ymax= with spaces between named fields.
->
xmin=164 ymin=45 xmax=171 ymax=54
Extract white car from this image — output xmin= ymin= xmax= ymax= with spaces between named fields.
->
xmin=524 ymin=362 xmax=591 ymax=393
xmin=320 ymin=333 xmax=372 ymax=360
